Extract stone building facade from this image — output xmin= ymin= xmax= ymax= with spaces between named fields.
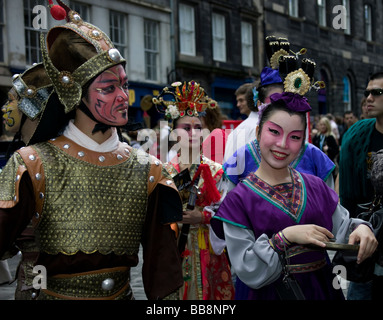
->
xmin=264 ymin=0 xmax=383 ymax=117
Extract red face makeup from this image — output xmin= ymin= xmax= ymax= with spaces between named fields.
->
xmin=84 ymin=64 xmax=129 ymax=126
xmin=258 ymin=112 xmax=305 ymax=169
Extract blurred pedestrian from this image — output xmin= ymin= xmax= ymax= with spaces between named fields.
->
xmin=326 ymin=113 xmax=340 ymax=144
xmin=339 ymin=110 xmax=358 ymax=145
xmin=339 ymin=71 xmax=383 ymax=300
xmin=312 ymin=116 xmax=339 ymax=163
xmin=223 ymin=82 xmax=258 ymax=162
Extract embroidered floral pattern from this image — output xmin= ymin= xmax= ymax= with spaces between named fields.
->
xmin=243 ymin=168 xmax=306 ymax=223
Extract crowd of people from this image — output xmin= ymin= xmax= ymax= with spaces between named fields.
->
xmin=0 ymin=3 xmax=382 ymax=302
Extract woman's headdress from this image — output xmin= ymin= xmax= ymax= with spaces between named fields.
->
xmin=258 ymin=50 xmax=325 ymax=118
xmin=152 ymin=80 xmax=217 ymax=122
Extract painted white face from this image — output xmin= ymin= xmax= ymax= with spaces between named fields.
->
xmin=257 ymin=111 xmax=305 ymax=170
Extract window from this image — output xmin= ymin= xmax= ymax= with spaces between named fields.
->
xmin=212 ymin=13 xmax=226 ymax=62
xmin=317 ymin=0 xmax=326 ymax=27
xmin=343 ymin=76 xmax=352 ymax=111
xmin=364 ymin=4 xmax=372 ymax=41
xmin=342 ymin=0 xmax=351 ymax=35
xmin=241 ymin=21 xmax=253 ymax=67
xmin=69 ymin=1 xmax=89 ymax=20
xmin=0 ymin=0 xmax=4 ymax=62
xmin=289 ymin=0 xmax=299 ymax=17
xmin=110 ymin=11 xmax=127 ymax=58
xmin=24 ymin=0 xmax=42 ymax=65
xmin=144 ymin=19 xmax=159 ymax=81
xmin=179 ymin=4 xmax=195 ymax=56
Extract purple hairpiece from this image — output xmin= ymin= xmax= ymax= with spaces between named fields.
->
xmin=270 ymin=92 xmax=311 ymax=112
xmin=259 ymin=67 xmax=283 ymax=87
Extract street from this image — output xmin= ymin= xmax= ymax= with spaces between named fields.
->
xmin=0 ymin=249 xmax=347 ymax=300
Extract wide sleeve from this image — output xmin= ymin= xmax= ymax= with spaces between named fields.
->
xmin=223 ymin=223 xmax=282 ymax=289
xmin=331 ymin=203 xmax=372 ymax=244
xmin=141 ymin=162 xmax=183 ymax=299
xmin=0 ymin=173 xmax=36 ymax=258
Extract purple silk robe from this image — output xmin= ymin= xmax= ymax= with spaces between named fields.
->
xmin=211 ymin=169 xmax=345 ymax=300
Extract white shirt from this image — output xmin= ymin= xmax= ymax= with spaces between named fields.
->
xmin=63 ymin=120 xmax=120 ymax=152
xmin=223 ymin=111 xmax=259 ymax=162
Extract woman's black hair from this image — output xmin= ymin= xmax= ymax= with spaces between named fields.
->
xmin=257 ymin=101 xmax=307 ymax=146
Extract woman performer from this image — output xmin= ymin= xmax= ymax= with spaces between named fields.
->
xmin=211 ymin=56 xmax=378 ymax=300
xmin=153 ymin=81 xmax=234 ymax=300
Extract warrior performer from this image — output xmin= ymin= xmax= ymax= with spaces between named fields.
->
xmin=153 ymin=81 xmax=234 ymax=300
xmin=210 ymin=54 xmax=377 ymax=300
xmin=0 ymin=1 xmax=183 ymax=300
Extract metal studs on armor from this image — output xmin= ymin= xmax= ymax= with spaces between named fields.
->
xmin=15 ymin=175 xmax=20 ymax=182
xmin=124 ymin=148 xmax=130 ymax=154
xmin=62 ymin=76 xmax=70 ymax=84
xmin=78 ymin=151 xmax=85 ymax=157
xmin=26 ymin=88 xmax=35 ymax=97
xmin=166 ymin=180 xmax=172 ymax=185
xmin=71 ymin=12 xmax=82 ymax=24
xmin=59 ymin=71 xmax=74 ymax=87
xmin=101 ymin=278 xmax=115 ymax=291
xmin=155 ymin=160 xmax=160 ymax=166
xmin=13 ymin=195 xmax=17 ymax=201
xmin=29 ymin=155 xmax=36 ymax=161
xmin=31 ymin=292 xmax=37 ymax=299
xmin=89 ymin=29 xmax=102 ymax=40
xmin=39 ymin=192 xmax=44 ymax=199
xmin=99 ymin=156 xmax=105 ymax=162
xmin=63 ymin=144 xmax=70 ymax=149
xmin=35 ymin=173 xmax=41 ymax=180
xmin=149 ymin=176 xmax=155 ymax=183
xmin=117 ymin=154 xmax=123 ymax=160
xmin=108 ymin=48 xmax=122 ymax=63
xmin=35 ymin=212 xmax=40 ymax=219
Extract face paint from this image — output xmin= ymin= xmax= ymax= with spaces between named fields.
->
xmin=258 ymin=112 xmax=304 ymax=169
xmin=174 ymin=116 xmax=203 ymax=151
xmin=84 ymin=64 xmax=129 ymax=126
xmin=2 ymin=89 xmax=22 ymax=133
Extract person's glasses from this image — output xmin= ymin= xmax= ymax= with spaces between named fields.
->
xmin=364 ymin=88 xmax=383 ymax=97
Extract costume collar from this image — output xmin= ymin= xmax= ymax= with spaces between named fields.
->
xmin=63 ymin=119 xmax=119 ymax=153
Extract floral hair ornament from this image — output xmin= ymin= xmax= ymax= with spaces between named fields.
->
xmin=152 ymin=80 xmax=217 ymax=122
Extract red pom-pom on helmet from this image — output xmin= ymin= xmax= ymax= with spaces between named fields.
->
xmin=48 ymin=0 xmax=67 ymax=20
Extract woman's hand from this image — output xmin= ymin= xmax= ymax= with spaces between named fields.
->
xmin=182 ymin=208 xmax=203 ymax=225
xmin=282 ymin=224 xmax=334 ymax=248
xmin=349 ymin=224 xmax=378 ymax=264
